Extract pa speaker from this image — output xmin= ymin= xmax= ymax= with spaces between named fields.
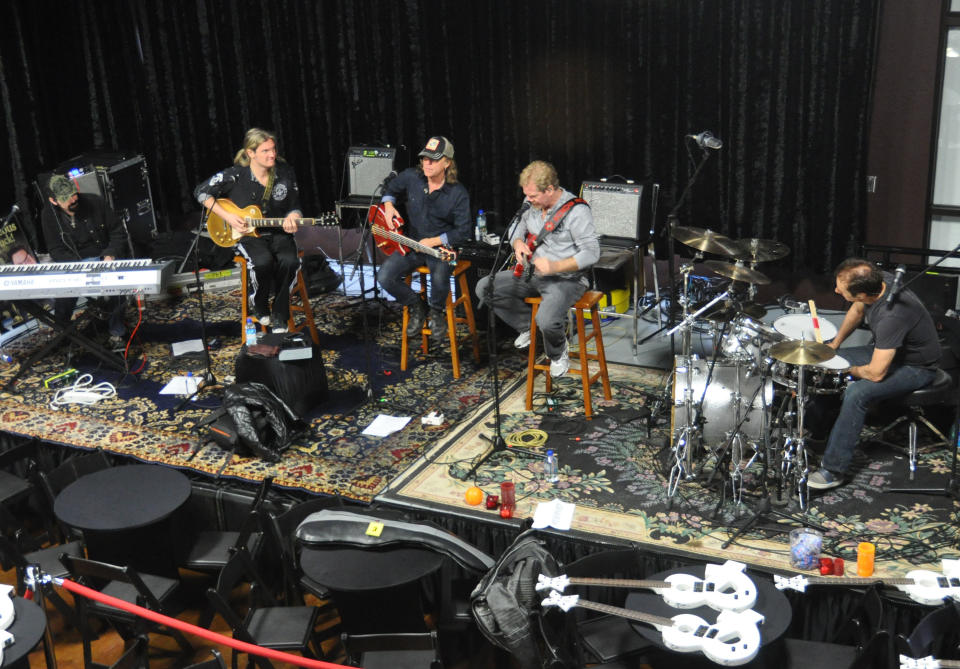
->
xmin=580 ymin=180 xmax=658 ymax=243
xmin=347 ymin=146 xmax=396 ymax=197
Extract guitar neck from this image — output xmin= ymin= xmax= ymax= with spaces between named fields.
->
xmin=574 ymin=597 xmax=674 ymax=628
xmin=807 ymin=576 xmax=913 ymax=587
xmin=565 ymin=577 xmax=669 ymax=590
xmin=372 ymin=225 xmax=443 ymax=259
xmin=247 ymin=217 xmax=322 ymax=228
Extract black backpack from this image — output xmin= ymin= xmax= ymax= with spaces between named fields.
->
xmin=471 ymin=531 xmax=567 ymax=668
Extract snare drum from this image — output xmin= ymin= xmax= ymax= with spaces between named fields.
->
xmin=719 ymin=315 xmax=783 ymax=365
xmin=773 ymin=313 xmax=839 ymax=342
xmin=772 ymin=354 xmax=851 ymax=395
xmin=673 ymin=357 xmax=774 ymax=448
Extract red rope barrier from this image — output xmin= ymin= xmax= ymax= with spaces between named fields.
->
xmin=58 ymin=578 xmax=349 ymax=669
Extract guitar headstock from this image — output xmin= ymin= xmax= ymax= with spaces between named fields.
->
xmin=773 ymin=574 xmax=809 ymax=592
xmin=438 ymin=245 xmax=458 ymax=265
xmin=317 ymin=211 xmax=340 ymax=227
xmin=540 ymin=590 xmax=578 ymax=612
xmin=899 ymin=656 xmax=942 ymax=669
xmin=536 ymin=573 xmax=570 ymax=592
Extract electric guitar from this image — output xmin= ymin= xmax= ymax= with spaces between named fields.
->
xmin=537 ymin=560 xmax=757 ymax=613
xmin=367 ymin=205 xmax=457 ymax=265
xmin=206 ymin=198 xmax=340 ymax=247
xmin=541 ymin=590 xmax=764 ymax=666
xmin=512 ymin=233 xmax=537 ymax=280
xmin=900 ymin=656 xmax=960 ymax=668
xmin=773 ymin=558 xmax=960 ymax=606
xmin=0 ymin=585 xmax=16 ymax=664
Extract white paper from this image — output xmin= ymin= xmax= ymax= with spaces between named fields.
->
xmin=362 ymin=414 xmax=412 ymax=437
xmin=531 ymin=498 xmax=576 ymax=530
xmin=160 ymin=375 xmax=200 ymax=396
xmin=171 ymin=339 xmax=205 ymax=356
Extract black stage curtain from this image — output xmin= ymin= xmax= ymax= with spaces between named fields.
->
xmin=1 ymin=0 xmax=879 ymax=273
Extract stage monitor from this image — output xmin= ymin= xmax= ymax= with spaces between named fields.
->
xmin=346 ymin=146 xmax=397 ymax=198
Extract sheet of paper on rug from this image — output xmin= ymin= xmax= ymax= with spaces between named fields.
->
xmin=171 ymin=339 xmax=205 ymax=356
xmin=159 ymin=375 xmax=200 ymax=396
xmin=532 ymin=498 xmax=575 ymax=530
xmin=362 ymin=414 xmax=412 ymax=437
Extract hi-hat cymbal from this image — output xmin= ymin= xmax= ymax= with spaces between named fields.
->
xmin=731 ymin=238 xmax=791 ymax=262
xmin=704 ymin=260 xmax=771 ymax=285
xmin=740 ymin=302 xmax=767 ymax=319
xmin=701 ymin=300 xmax=767 ymax=323
xmin=672 ymin=226 xmax=738 ymax=256
xmin=768 ymin=340 xmax=835 ymax=366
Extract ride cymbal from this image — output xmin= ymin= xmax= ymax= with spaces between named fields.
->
xmin=768 ymin=340 xmax=835 ymax=366
xmin=704 ymin=260 xmax=771 ymax=285
xmin=672 ymin=226 xmax=738 ymax=256
xmin=731 ymin=238 xmax=791 ymax=262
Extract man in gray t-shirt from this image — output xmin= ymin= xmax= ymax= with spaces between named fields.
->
xmin=476 ymin=161 xmax=599 ymax=378
xmin=808 ymin=258 xmax=940 ymax=491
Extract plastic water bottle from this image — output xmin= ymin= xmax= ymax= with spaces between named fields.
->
xmin=475 ymin=209 xmax=487 ymax=242
xmin=244 ymin=317 xmax=258 ymax=347
xmin=183 ymin=371 xmax=194 ymax=399
xmin=544 ymin=449 xmax=559 ymax=482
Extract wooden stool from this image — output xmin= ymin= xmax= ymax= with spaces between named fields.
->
xmin=235 ymin=254 xmax=320 ymax=345
xmin=525 ymin=291 xmax=612 ymax=419
xmin=400 ymin=260 xmax=480 ymax=379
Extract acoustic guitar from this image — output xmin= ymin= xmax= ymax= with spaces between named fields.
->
xmin=367 ymin=205 xmax=457 ymax=265
xmin=206 ymin=198 xmax=339 ymax=247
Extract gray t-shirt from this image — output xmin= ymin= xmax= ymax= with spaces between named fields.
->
xmin=509 ymin=188 xmax=600 ymax=277
xmin=864 ymin=272 xmax=940 ymax=368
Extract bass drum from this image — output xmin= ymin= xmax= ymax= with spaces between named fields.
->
xmin=672 ymin=357 xmax=774 ymax=450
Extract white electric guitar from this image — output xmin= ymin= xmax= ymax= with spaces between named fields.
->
xmin=774 ymin=558 xmax=960 ymax=606
xmin=0 ymin=584 xmax=17 ymax=664
xmin=537 ymin=560 xmax=757 ymax=613
xmin=541 ymin=590 xmax=765 ymax=666
xmin=900 ymin=655 xmax=960 ymax=668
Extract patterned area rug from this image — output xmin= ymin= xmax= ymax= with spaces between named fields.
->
xmin=381 ymin=360 xmax=960 ymax=576
xmin=0 ymin=290 xmax=524 ymax=502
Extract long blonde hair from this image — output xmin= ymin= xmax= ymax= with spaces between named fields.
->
xmin=233 ymin=128 xmax=278 ymax=166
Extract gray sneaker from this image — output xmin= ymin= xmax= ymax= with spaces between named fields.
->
xmin=807 ymin=469 xmax=844 ymax=491
xmin=549 ymin=340 xmax=570 ymax=378
xmin=514 ymin=330 xmax=531 ymax=349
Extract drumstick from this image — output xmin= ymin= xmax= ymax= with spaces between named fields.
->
xmin=808 ymin=300 xmax=823 ymax=343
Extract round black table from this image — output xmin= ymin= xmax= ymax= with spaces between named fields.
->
xmin=624 ymin=565 xmax=791 ymax=668
xmin=54 ymin=464 xmax=191 ymax=574
xmin=300 ymin=546 xmax=444 ymax=633
xmin=3 ymin=598 xmax=47 ymax=668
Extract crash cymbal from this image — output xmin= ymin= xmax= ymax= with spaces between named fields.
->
xmin=768 ymin=340 xmax=835 ymax=366
xmin=704 ymin=260 xmax=771 ymax=285
xmin=731 ymin=238 xmax=791 ymax=262
xmin=672 ymin=226 xmax=738 ymax=256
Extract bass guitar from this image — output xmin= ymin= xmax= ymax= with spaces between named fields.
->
xmin=367 ymin=205 xmax=457 ymax=265
xmin=206 ymin=198 xmax=339 ymax=247
xmin=537 ymin=559 xmax=757 ymax=613
xmin=773 ymin=558 xmax=960 ymax=606
xmin=541 ymin=589 xmax=764 ymax=667
xmin=900 ymin=656 xmax=960 ymax=668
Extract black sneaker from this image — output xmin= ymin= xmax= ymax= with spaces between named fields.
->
xmin=807 ymin=469 xmax=845 ymax=491
xmin=429 ymin=307 xmax=448 ymax=342
xmin=406 ymin=299 xmax=428 ymax=336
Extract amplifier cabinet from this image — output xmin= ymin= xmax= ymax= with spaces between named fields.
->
xmin=347 ymin=146 xmax=397 ymax=198
xmin=580 ymin=180 xmax=658 ymax=244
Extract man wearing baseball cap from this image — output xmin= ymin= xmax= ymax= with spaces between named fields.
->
xmin=379 ymin=136 xmax=471 ymax=342
xmin=41 ymin=174 xmax=130 ymax=343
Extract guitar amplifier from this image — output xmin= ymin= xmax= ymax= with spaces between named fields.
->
xmin=580 ymin=180 xmax=658 ymax=244
xmin=347 ymin=146 xmax=397 ymax=198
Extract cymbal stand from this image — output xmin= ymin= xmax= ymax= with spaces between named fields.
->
xmin=779 ymin=364 xmax=812 ymax=510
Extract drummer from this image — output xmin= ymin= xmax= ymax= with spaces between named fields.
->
xmin=807 ymin=258 xmax=940 ymax=491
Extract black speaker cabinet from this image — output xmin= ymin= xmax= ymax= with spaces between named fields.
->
xmin=580 ymin=180 xmax=658 ymax=244
xmin=906 ymin=271 xmax=958 ymax=316
xmin=347 ymin=146 xmax=397 ymax=197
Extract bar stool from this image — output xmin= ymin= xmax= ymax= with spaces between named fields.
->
xmin=400 ymin=260 xmax=480 ymax=379
xmin=235 ymin=254 xmax=320 ymax=345
xmin=525 ymin=291 xmax=612 ymax=419
xmin=871 ymin=368 xmax=954 ymax=480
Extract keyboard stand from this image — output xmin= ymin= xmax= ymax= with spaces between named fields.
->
xmin=3 ymin=300 xmax=127 ymax=391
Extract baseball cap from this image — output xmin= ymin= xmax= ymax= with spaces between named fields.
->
xmin=48 ymin=175 xmax=78 ymax=203
xmin=418 ymin=136 xmax=455 ymax=161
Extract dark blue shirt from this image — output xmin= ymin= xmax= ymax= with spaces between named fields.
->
xmin=382 ymin=168 xmax=471 ymax=246
xmin=194 ymin=162 xmax=302 ymax=222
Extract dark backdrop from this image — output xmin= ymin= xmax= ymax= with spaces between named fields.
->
xmin=0 ymin=0 xmax=880 ymax=273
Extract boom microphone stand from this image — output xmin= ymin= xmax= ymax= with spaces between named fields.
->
xmin=461 ymin=202 xmax=540 ymax=481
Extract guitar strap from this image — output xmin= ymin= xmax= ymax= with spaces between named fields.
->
xmin=530 ymin=197 xmax=587 ymax=245
xmin=260 ymin=168 xmax=276 ymax=213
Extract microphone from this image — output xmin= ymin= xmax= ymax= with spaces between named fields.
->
xmin=1 ymin=204 xmax=19 ymax=225
xmin=886 ymin=265 xmax=906 ymax=306
xmin=380 ymin=170 xmax=398 ymax=189
xmin=687 ymin=131 xmax=723 ymax=150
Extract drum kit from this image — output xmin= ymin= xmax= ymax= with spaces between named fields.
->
xmin=665 ymin=225 xmax=848 ymax=510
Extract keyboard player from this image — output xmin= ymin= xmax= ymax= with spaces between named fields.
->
xmin=40 ymin=175 xmax=129 ymax=343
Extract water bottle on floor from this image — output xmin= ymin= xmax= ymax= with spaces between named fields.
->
xmin=544 ymin=449 xmax=559 ymax=482
xmin=245 ymin=317 xmax=257 ymax=347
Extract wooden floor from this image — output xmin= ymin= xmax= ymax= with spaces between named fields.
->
xmin=1 ymin=564 xmax=344 ymax=668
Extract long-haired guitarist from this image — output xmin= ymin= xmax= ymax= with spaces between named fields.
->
xmin=476 ymin=161 xmax=599 ymax=378
xmin=193 ymin=127 xmax=302 ymax=333
xmin=378 ymin=136 xmax=471 ymax=341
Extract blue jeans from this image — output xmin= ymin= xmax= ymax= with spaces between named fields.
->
xmin=378 ymin=251 xmax=452 ymax=310
xmin=820 ymin=345 xmax=938 ymax=474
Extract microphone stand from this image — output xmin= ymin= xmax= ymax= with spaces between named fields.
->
xmin=461 ymin=203 xmax=539 ymax=481
xmin=170 ymin=208 xmax=219 ymax=415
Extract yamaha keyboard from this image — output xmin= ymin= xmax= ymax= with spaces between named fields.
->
xmin=0 ymin=259 xmax=174 ymax=299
